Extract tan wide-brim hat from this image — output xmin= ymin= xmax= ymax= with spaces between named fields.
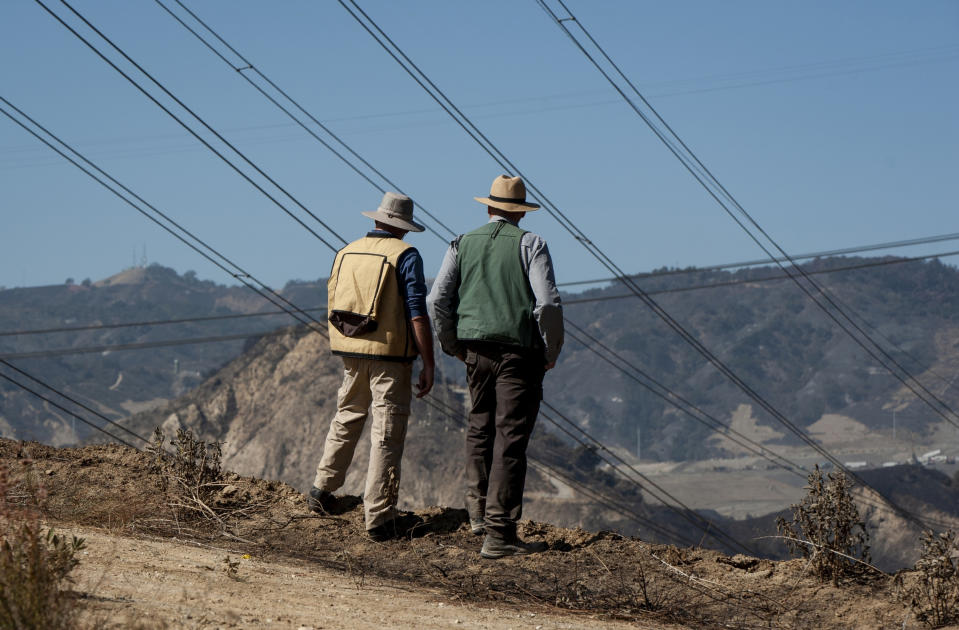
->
xmin=474 ymin=175 xmax=540 ymax=212
xmin=362 ymin=191 xmax=425 ymax=232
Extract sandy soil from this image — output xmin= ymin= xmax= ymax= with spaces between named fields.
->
xmin=70 ymin=527 xmax=655 ymax=630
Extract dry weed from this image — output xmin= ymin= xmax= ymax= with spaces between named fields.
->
xmin=0 ymin=463 xmax=85 ymax=630
xmin=777 ymin=464 xmax=871 ymax=584
xmin=896 ymin=529 xmax=959 ymax=628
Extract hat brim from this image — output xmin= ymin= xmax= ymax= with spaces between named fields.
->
xmin=474 ymin=197 xmax=540 ymax=213
xmin=362 ymin=210 xmax=425 ymax=232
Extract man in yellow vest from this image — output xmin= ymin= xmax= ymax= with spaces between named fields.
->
xmin=310 ymin=191 xmax=435 ymax=542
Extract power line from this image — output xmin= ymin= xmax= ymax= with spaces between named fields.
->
xmin=337 ymin=0 xmax=945 ymax=532
xmin=4 ymin=247 xmax=955 ymax=340
xmin=535 ymin=0 xmax=959 ymax=433
xmin=562 ymin=250 xmax=959 ymax=304
xmin=0 ymin=358 xmax=149 ymax=446
xmin=0 ymin=306 xmax=326 ymax=338
xmin=36 ymin=0 xmax=345 ymax=254
xmin=0 ymin=328 xmax=287 ymax=361
xmin=154 ymin=0 xmax=458 ymax=243
xmin=0 ymin=369 xmax=140 ymax=450
xmin=558 ymin=232 xmax=959 ymax=287
xmin=0 ymin=96 xmax=320 ymax=336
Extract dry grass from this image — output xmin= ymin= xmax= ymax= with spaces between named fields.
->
xmin=0 ymin=462 xmax=84 ymax=630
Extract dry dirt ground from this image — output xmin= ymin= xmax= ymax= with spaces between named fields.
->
xmin=70 ymin=528 xmax=650 ymax=630
xmin=0 ymin=439 xmax=946 ymax=629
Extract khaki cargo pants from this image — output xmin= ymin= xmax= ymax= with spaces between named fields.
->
xmin=313 ymin=357 xmax=412 ymax=530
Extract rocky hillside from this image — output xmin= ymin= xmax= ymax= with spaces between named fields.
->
xmin=121 ymin=324 xmax=959 ymax=569
xmin=0 ymin=264 xmax=327 ymax=445
xmin=553 ymin=256 xmax=959 ymax=461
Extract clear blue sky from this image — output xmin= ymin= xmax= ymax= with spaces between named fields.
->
xmin=2 ymin=1 xmax=957 ymax=292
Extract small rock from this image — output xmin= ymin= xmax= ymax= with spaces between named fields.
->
xmin=220 ymin=484 xmax=238 ymax=497
xmin=45 ymin=469 xmax=54 ymax=476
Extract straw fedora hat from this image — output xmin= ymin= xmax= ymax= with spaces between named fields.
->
xmin=474 ymin=175 xmax=540 ymax=212
xmin=362 ymin=191 xmax=425 ymax=232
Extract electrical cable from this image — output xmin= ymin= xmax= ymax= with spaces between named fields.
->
xmin=0 ymin=369 xmax=141 ymax=450
xmin=155 ymin=0 xmax=458 ymax=243
xmin=0 ymin=96 xmax=320 ymax=336
xmin=0 ymin=358 xmax=150 ymax=445
xmin=535 ymin=0 xmax=959 ymax=432
xmin=36 ymin=0 xmax=345 ymax=254
xmin=0 ymin=306 xmax=326 ymax=338
xmin=0 ymin=329 xmax=288 ymax=361
xmin=562 ymin=250 xmax=959 ymax=304
xmin=558 ymin=232 xmax=959 ymax=287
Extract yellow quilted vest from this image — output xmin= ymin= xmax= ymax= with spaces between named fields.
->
xmin=327 ymin=235 xmax=417 ymax=361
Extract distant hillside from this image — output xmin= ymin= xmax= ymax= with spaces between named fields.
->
xmin=0 ymin=264 xmax=327 ymax=445
xmin=552 ymin=256 xmax=959 ymax=461
xmin=3 ymin=255 xmax=958 ymax=465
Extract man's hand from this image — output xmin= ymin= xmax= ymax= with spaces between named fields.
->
xmin=545 ymin=361 xmax=556 ymax=371
xmin=456 ymin=351 xmax=467 ymax=363
xmin=411 ymin=315 xmax=435 ymax=398
xmin=416 ymin=364 xmax=434 ymax=398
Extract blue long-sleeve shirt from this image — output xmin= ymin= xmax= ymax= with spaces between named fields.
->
xmin=367 ymin=230 xmax=427 ymax=320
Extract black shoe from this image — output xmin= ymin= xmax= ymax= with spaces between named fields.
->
xmin=469 ymin=517 xmax=485 ymax=536
xmin=480 ymin=534 xmax=548 ymax=559
xmin=366 ymin=513 xmax=424 ymax=542
xmin=307 ymin=486 xmax=336 ymax=514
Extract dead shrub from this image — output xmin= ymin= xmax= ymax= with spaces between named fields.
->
xmin=149 ymin=427 xmax=225 ymax=523
xmin=896 ymin=529 xmax=959 ymax=628
xmin=777 ymin=464 xmax=871 ymax=584
xmin=0 ymin=463 xmax=85 ymax=630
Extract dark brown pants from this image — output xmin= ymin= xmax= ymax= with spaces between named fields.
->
xmin=464 ymin=344 xmax=545 ymax=539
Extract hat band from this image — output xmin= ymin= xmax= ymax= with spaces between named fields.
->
xmin=487 ymin=194 xmax=527 ymax=204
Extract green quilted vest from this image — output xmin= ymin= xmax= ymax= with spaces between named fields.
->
xmin=456 ymin=221 xmax=537 ymax=348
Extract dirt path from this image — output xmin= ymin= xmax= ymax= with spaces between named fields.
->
xmin=71 ymin=527 xmax=665 ymax=630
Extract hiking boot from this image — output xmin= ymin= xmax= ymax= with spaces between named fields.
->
xmin=469 ymin=517 xmax=485 ymax=536
xmin=366 ymin=513 xmax=424 ymax=542
xmin=480 ymin=534 xmax=548 ymax=559
xmin=307 ymin=486 xmax=336 ymax=514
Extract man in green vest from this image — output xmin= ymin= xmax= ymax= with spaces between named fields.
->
xmin=428 ymin=175 xmax=564 ymax=558
xmin=309 ymin=191 xmax=435 ymax=542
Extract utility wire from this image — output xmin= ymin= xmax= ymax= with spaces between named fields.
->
xmin=37 ymin=0 xmax=345 ymax=253
xmin=558 ymin=232 xmax=959 ymax=287
xmin=562 ymin=250 xmax=959 ymax=304
xmin=0 ymin=306 xmax=326 ymax=338
xmin=338 ymin=0 xmax=943 ymax=532
xmin=0 ymin=359 xmax=150 ymax=445
xmin=0 ymin=96 xmax=320 ymax=336
xmin=0 ymin=369 xmax=140 ymax=450
xmin=535 ymin=0 xmax=959 ymax=432
xmin=155 ymin=0 xmax=457 ymax=243
xmin=7 ymin=248 xmax=957 ymax=339
xmin=0 ymin=329 xmax=286 ymax=361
